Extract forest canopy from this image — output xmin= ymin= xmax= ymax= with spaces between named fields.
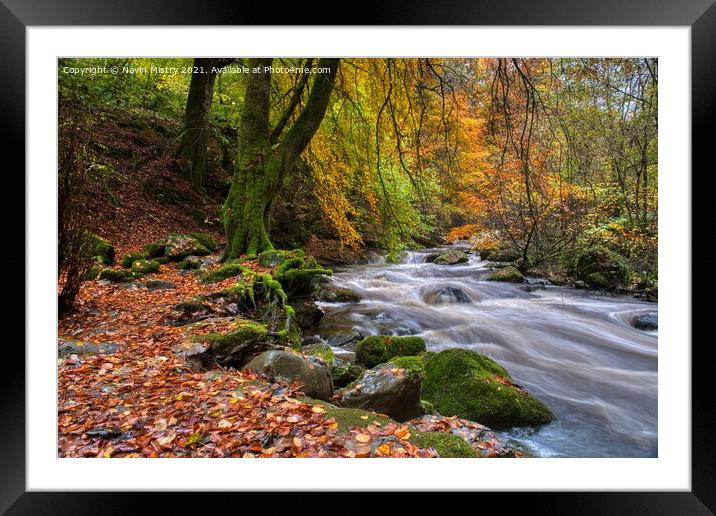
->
xmin=58 ymin=57 xmax=657 ymax=294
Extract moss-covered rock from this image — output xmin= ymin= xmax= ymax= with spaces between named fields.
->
xmin=98 ymin=268 xmax=139 ymax=282
xmin=301 ymin=343 xmax=334 ymax=364
xmin=163 ymin=233 xmax=211 ymax=260
xmin=388 ymin=355 xmax=426 ymax=380
xmin=201 ymin=320 xmax=276 ymax=369
xmin=317 ymin=286 xmax=361 ymax=303
xmin=574 ymin=246 xmax=632 ymax=290
xmin=201 ymin=262 xmax=250 ymax=283
xmin=331 ymin=363 xmax=366 ymax=388
xmin=131 ymin=259 xmax=160 ymax=274
xmin=154 ymin=256 xmax=170 ymax=264
xmin=487 ymin=266 xmax=525 ymax=283
xmin=409 ymin=430 xmax=479 ymax=458
xmin=433 ymin=250 xmax=469 ymax=265
xmin=188 ymin=232 xmax=219 ymax=252
xmin=143 ymin=242 xmax=166 ymax=258
xmin=339 ymin=362 xmax=424 ymax=422
xmin=421 ymin=348 xmax=553 ymax=429
xmin=355 ymin=335 xmax=426 ymax=368
xmin=88 ymin=232 xmax=115 ymax=265
xmin=290 ymin=297 xmax=324 ymax=330
xmin=122 ymin=252 xmax=147 ymax=268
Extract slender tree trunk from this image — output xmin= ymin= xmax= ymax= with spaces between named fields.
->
xmin=223 ymin=58 xmax=339 ymax=258
xmin=177 ymin=58 xmax=233 ymax=190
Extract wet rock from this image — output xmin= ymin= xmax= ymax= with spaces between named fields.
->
xmin=421 ymin=348 xmax=553 ymax=429
xmin=291 ymin=297 xmax=324 ymax=330
xmin=424 ymin=286 xmax=472 ymax=304
xmin=331 ymin=362 xmax=366 ymax=388
xmin=406 ymin=414 xmax=525 ymax=458
xmin=145 ymin=279 xmax=176 ymax=291
xmin=432 ymin=250 xmax=469 ymax=265
xmin=170 ymin=298 xmax=214 ymax=325
xmin=323 ymin=330 xmax=364 ymax=349
xmin=338 ymin=357 xmax=424 ymax=422
xmin=355 ymin=335 xmax=426 ymax=368
xmin=243 ymin=350 xmax=333 ymax=401
xmin=487 ymin=266 xmax=524 ymax=283
xmin=317 ymin=286 xmax=361 ymax=303
xmin=632 ymin=311 xmax=657 ymax=331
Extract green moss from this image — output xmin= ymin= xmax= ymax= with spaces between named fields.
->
xmin=410 ymin=430 xmax=479 ymax=458
xmin=177 ymin=299 xmax=210 ymax=315
xmin=131 ymin=259 xmax=160 ymax=274
xmin=143 ymin=242 xmax=165 ymax=258
xmin=388 ymin=355 xmax=426 ymax=381
xmin=302 ymin=343 xmax=334 ymax=364
xmin=258 ymin=249 xmax=305 ymax=268
xmin=419 ymin=399 xmax=436 ymax=414
xmin=331 ymin=363 xmax=365 ymax=388
xmin=355 ymin=335 xmax=427 ymax=368
xmin=297 ymin=400 xmax=393 ymax=433
xmin=188 ymin=232 xmax=219 ymax=251
xmin=98 ymin=268 xmax=138 ymax=282
xmin=122 ymin=252 xmax=147 ymax=268
xmin=82 ymin=264 xmax=102 ymax=281
xmin=487 ymin=266 xmax=524 ymax=283
xmin=422 ymin=348 xmax=553 ymax=429
xmin=574 ymin=246 xmax=632 ymax=289
xmin=207 ymin=321 xmax=270 ymax=356
xmin=88 ymin=232 xmax=115 ymax=265
xmin=154 ymin=256 xmax=170 ymax=264
xmin=201 ymin=263 xmax=250 ymax=283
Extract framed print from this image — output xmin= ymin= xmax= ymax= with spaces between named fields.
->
xmin=5 ymin=0 xmax=712 ymax=513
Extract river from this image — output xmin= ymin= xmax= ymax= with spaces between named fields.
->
xmin=313 ymin=245 xmax=658 ymax=458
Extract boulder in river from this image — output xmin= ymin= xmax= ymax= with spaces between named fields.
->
xmin=432 ymin=250 xmax=469 ymax=265
xmin=243 ymin=349 xmax=334 ymax=401
xmin=323 ymin=329 xmax=364 ymax=349
xmin=487 ymin=266 xmax=524 ymax=283
xmin=317 ymin=286 xmax=361 ymax=303
xmin=424 ymin=286 xmax=472 ymax=304
xmin=338 ymin=356 xmax=425 ymax=422
xmin=421 ymin=348 xmax=553 ymax=429
xmin=632 ymin=311 xmax=657 ymax=331
xmin=355 ymin=335 xmax=426 ymax=368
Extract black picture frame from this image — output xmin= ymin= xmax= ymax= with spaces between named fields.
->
xmin=5 ymin=0 xmax=710 ymax=513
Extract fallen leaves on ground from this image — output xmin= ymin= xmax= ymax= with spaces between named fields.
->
xmin=58 ymin=260 xmax=433 ymax=458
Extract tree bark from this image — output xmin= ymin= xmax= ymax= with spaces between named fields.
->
xmin=177 ymin=58 xmax=233 ymax=190
xmin=223 ymin=58 xmax=339 ymax=258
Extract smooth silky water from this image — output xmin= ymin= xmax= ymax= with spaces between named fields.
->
xmin=314 ymin=245 xmax=658 ymax=457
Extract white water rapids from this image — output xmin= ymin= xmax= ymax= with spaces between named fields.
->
xmin=313 ymin=246 xmax=658 ymax=457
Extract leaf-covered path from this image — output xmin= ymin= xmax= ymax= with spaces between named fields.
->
xmin=58 ymin=262 xmax=434 ymax=458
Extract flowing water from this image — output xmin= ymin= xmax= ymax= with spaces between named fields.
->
xmin=313 ymin=245 xmax=658 ymax=458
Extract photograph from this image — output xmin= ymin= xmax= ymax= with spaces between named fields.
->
xmin=56 ymin=56 xmax=658 ymax=460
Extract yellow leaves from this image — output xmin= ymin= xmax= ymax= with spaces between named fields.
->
xmin=355 ymin=433 xmax=371 ymax=443
xmin=394 ymin=426 xmax=411 ymax=440
xmin=311 ymin=405 xmax=326 ymax=414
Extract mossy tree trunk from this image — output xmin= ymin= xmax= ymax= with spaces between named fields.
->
xmin=177 ymin=58 xmax=234 ymax=191
xmin=223 ymin=58 xmax=339 ymax=259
